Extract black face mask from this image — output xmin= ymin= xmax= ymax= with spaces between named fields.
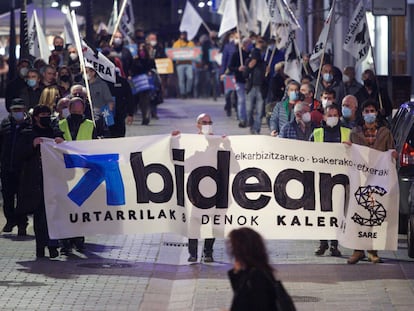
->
xmin=60 ymin=75 xmax=71 ymax=83
xmin=39 ymin=116 xmax=51 ymax=127
xmin=363 ymin=79 xmax=374 ymax=88
xmin=70 ymin=114 xmax=83 ymax=122
xmin=54 ymin=45 xmax=64 ymax=52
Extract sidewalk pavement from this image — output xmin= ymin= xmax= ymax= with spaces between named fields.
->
xmin=0 ymin=97 xmax=413 ymax=311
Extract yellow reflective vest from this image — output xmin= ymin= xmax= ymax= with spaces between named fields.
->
xmin=313 ymin=127 xmax=350 ymax=142
xmin=59 ymin=118 xmax=94 ymax=141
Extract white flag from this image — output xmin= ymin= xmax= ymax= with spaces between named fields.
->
xmin=179 ymin=1 xmax=204 ymax=41
xmin=248 ymin=0 xmax=259 ymax=34
xmin=257 ymin=0 xmax=271 ymax=36
xmin=107 ymin=0 xmax=118 ymax=34
xmin=309 ymin=1 xmax=335 ymax=72
xmin=284 ymin=30 xmax=301 ymax=83
xmin=119 ymin=0 xmax=135 ymax=44
xmin=217 ymin=0 xmax=227 ymax=15
xmin=218 ymin=0 xmax=237 ymax=37
xmin=82 ymin=41 xmax=116 ymax=83
xmin=343 ymin=1 xmax=371 ymax=65
xmin=64 ymin=10 xmax=76 ymax=45
xmin=238 ymin=0 xmax=249 ymax=37
xmin=28 ymin=10 xmax=51 ymax=63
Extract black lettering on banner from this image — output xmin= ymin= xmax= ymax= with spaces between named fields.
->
xmin=187 ymin=151 xmax=230 ymax=209
xmin=319 ymin=173 xmax=349 ymax=212
xmin=172 ymin=149 xmax=185 ymax=207
xmin=130 ymin=152 xmax=174 ymax=203
xmin=232 ymin=168 xmax=271 ymax=210
xmin=274 ymin=169 xmax=315 ymax=210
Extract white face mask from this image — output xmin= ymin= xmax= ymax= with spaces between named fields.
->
xmin=113 ymin=37 xmax=123 ymax=46
xmin=69 ymin=52 xmax=78 ymax=61
xmin=149 ymin=40 xmax=157 ymax=47
xmin=301 ymin=112 xmax=311 ymax=123
xmin=62 ymin=108 xmax=70 ymax=118
xmin=201 ymin=125 xmax=213 ymax=135
xmin=322 ymin=99 xmax=332 ymax=109
xmin=342 ymin=75 xmax=350 ymax=83
xmin=326 ymin=116 xmax=339 ymax=128
xmin=234 ymin=39 xmax=240 ymax=45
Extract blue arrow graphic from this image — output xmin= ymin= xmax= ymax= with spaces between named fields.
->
xmin=64 ymin=154 xmax=125 ymax=207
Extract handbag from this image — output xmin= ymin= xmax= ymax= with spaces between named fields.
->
xmin=274 ymin=279 xmax=296 ymax=311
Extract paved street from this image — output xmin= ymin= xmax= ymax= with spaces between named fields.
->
xmin=0 ymin=97 xmax=413 ymax=311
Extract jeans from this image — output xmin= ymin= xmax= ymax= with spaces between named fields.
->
xmin=176 ymin=64 xmax=193 ymax=96
xmin=246 ymin=85 xmax=264 ymax=133
xmin=236 ymin=82 xmax=247 ymax=123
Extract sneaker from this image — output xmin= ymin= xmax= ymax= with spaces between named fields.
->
xmin=203 ymin=256 xmax=214 ymax=263
xmin=17 ymin=226 xmax=27 ymax=236
xmin=330 ymin=246 xmax=342 ymax=257
xmin=187 ymin=256 xmax=197 ymax=262
xmin=367 ymin=251 xmax=381 ymax=263
xmin=347 ymin=250 xmax=365 ymax=264
xmin=60 ymin=247 xmax=72 ymax=255
xmin=2 ymin=222 xmax=16 ymax=233
xmin=49 ymin=247 xmax=59 ymax=259
xmin=314 ymin=243 xmax=329 ymax=256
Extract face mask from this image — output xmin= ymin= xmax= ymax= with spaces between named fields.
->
xmin=54 ymin=45 xmax=63 ymax=52
xmin=69 ymin=52 xmax=78 ymax=61
xmin=323 ymin=73 xmax=333 ymax=83
xmin=70 ymin=114 xmax=83 ymax=122
xmin=149 ymin=40 xmax=157 ymax=47
xmin=60 ymin=75 xmax=70 ymax=83
xmin=201 ymin=125 xmax=213 ymax=135
xmin=86 ymin=73 xmax=92 ymax=81
xmin=113 ymin=38 xmax=123 ymax=46
xmin=363 ymin=113 xmax=377 ymax=124
xmin=19 ymin=67 xmax=28 ymax=77
xmin=322 ymin=99 xmax=332 ymax=109
xmin=12 ymin=111 xmax=24 ymax=121
xmin=342 ymin=106 xmax=352 ymax=119
xmin=39 ymin=116 xmax=51 ymax=127
xmin=62 ymin=108 xmax=70 ymax=118
xmin=234 ymin=39 xmax=240 ymax=45
xmin=289 ymin=91 xmax=298 ymax=102
xmin=302 ymin=112 xmax=311 ymax=123
xmin=26 ymin=79 xmax=37 ymax=88
xmin=326 ymin=116 xmax=339 ymax=128
xmin=343 ymin=75 xmax=350 ymax=83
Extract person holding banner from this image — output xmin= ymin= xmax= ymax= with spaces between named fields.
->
xmin=172 ymin=31 xmax=195 ymax=99
xmin=345 ymin=100 xmax=398 ymax=264
xmin=310 ymin=104 xmax=350 ymax=257
xmin=58 ymin=96 xmax=96 ymax=254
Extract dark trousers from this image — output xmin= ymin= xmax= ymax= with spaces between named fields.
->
xmin=33 ymin=201 xmax=58 ymax=249
xmin=188 ymin=238 xmax=215 ymax=257
xmin=1 ymin=170 xmax=27 ymax=226
xmin=320 ymin=240 xmax=338 ymax=247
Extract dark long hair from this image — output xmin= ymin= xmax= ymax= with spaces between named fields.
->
xmin=228 ymin=227 xmax=274 ymax=274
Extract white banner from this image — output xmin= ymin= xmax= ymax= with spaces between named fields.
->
xmin=41 ymin=135 xmax=399 ymax=250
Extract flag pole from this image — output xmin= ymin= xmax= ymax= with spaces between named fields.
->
xmin=71 ymin=10 xmax=95 ymax=126
xmin=367 ymin=35 xmax=384 ymax=111
xmin=109 ymin=0 xmax=128 ymax=46
xmin=201 ymin=20 xmax=212 ymax=34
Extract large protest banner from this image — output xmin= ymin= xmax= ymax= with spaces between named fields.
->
xmin=41 ymin=135 xmax=399 ymax=250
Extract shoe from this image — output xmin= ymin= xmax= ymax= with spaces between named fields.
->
xmin=49 ymin=247 xmax=59 ymax=258
xmin=60 ymin=247 xmax=72 ymax=255
xmin=2 ymin=222 xmax=16 ymax=233
xmin=330 ymin=246 xmax=342 ymax=257
xmin=314 ymin=243 xmax=329 ymax=256
xmin=17 ymin=226 xmax=27 ymax=236
xmin=367 ymin=250 xmax=381 ymax=263
xmin=36 ymin=247 xmax=45 ymax=258
xmin=188 ymin=256 xmax=197 ymax=262
xmin=238 ymin=121 xmax=247 ymax=128
xmin=347 ymin=250 xmax=365 ymax=264
xmin=203 ymin=255 xmax=214 ymax=263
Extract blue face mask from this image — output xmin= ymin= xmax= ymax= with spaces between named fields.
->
xmin=12 ymin=111 xmax=24 ymax=121
xmin=289 ymin=91 xmax=298 ymax=102
xmin=363 ymin=113 xmax=377 ymax=124
xmin=26 ymin=79 xmax=37 ymax=88
xmin=342 ymin=106 xmax=352 ymax=119
xmin=323 ymin=73 xmax=333 ymax=83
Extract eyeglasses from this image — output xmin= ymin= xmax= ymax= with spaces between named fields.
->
xmin=199 ymin=121 xmax=213 ymax=125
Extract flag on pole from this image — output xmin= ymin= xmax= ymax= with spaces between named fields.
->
xmin=82 ymin=41 xmax=116 ymax=84
xmin=64 ymin=10 xmax=76 ymax=45
xmin=28 ymin=10 xmax=51 ymax=63
xmin=217 ymin=0 xmax=227 ymax=15
xmin=343 ymin=1 xmax=371 ymax=65
xmin=238 ymin=0 xmax=249 ymax=37
xmin=309 ymin=1 xmax=335 ymax=72
xmin=119 ymin=0 xmax=135 ymax=44
xmin=107 ymin=0 xmax=118 ymax=34
xmin=257 ymin=0 xmax=271 ymax=36
xmin=248 ymin=0 xmax=259 ymax=35
xmin=218 ymin=0 xmax=237 ymax=37
xmin=284 ymin=30 xmax=301 ymax=83
xmin=179 ymin=1 xmax=204 ymax=41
